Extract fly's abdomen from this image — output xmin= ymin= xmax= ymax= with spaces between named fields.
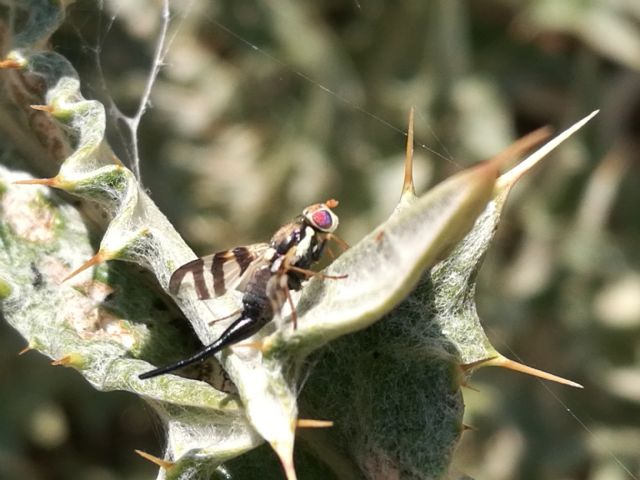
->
xmin=242 ymin=266 xmax=274 ymax=322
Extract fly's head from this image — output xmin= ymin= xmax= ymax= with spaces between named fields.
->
xmin=302 ymin=199 xmax=339 ymax=233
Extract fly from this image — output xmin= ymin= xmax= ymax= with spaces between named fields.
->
xmin=139 ymin=199 xmax=345 ymax=380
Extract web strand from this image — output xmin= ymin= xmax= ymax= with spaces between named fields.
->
xmin=489 ymin=329 xmax=638 ymax=480
xmin=203 ymin=15 xmax=460 ymax=168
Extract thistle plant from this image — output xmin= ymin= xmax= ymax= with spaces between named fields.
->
xmin=0 ymin=3 xmax=597 ymax=479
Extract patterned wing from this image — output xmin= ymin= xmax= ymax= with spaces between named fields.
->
xmin=169 ymin=243 xmax=271 ymax=300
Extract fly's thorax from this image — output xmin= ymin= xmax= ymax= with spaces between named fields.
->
xmin=270 ymin=220 xmax=304 ymax=255
xmin=293 ymin=226 xmax=316 ymax=264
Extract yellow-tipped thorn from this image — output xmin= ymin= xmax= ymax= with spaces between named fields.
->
xmin=461 ymin=356 xmax=498 ymax=373
xmin=488 ymin=126 xmax=552 ymax=174
xmin=497 ymin=110 xmax=599 ymax=191
xmin=462 ymin=423 xmax=478 ymax=432
xmin=235 ymin=340 xmax=265 ymax=352
xmin=51 ymin=353 xmax=84 ymax=368
xmin=464 ymin=354 xmax=583 ymax=388
xmin=0 ymin=58 xmax=22 ymax=69
xmin=30 ymin=104 xmax=55 ymax=113
xmin=134 ymin=449 xmax=174 ymax=470
xmin=111 ymin=152 xmax=125 ymax=166
xmin=296 ymin=419 xmax=334 ymax=429
xmin=460 ymin=380 xmax=480 ymax=392
xmin=51 ymin=355 xmax=72 ymax=366
xmin=13 ymin=177 xmax=59 ymax=186
xmin=402 ymin=107 xmax=416 ymax=199
xmin=18 ymin=345 xmax=32 ymax=356
xmin=62 ymin=252 xmax=106 ymax=283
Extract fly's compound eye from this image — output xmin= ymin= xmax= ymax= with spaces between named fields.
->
xmin=312 ymin=209 xmax=333 ymax=230
xmin=304 ymin=204 xmax=339 ymax=232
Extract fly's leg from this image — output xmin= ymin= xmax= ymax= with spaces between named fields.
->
xmin=284 ymin=281 xmax=297 ymax=329
xmin=325 ymin=233 xmax=350 ymax=251
xmin=208 ymin=309 xmax=243 ymax=325
xmin=265 ymin=273 xmax=293 ymax=329
xmin=286 ymin=264 xmax=348 ymax=280
xmin=320 ymin=233 xmax=350 ymax=260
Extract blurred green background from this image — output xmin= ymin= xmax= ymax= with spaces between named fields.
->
xmin=1 ymin=0 xmax=639 ymax=479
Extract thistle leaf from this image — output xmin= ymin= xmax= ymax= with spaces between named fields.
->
xmin=296 ymin=113 xmax=595 ymax=479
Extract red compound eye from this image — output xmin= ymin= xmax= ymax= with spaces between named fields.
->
xmin=311 ymin=209 xmax=333 ymax=230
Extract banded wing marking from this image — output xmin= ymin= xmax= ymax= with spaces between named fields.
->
xmin=169 ymin=243 xmax=270 ymax=299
